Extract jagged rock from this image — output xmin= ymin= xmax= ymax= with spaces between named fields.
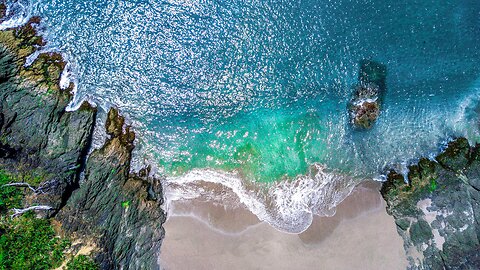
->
xmin=348 ymin=60 xmax=387 ymax=130
xmin=0 ymin=18 xmax=166 ymax=269
xmin=436 ymin=137 xmax=470 ymax=172
xmin=57 ymin=108 xmax=166 ymax=270
xmin=0 ymin=18 xmax=96 ymax=213
xmin=381 ymin=138 xmax=480 ymax=269
xmin=0 ymin=3 xmax=6 ymax=23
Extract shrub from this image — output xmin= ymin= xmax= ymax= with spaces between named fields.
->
xmin=0 ymin=212 xmax=69 ymax=270
xmin=65 ymin=255 xmax=98 ymax=270
xmin=0 ymin=171 xmax=22 ymax=214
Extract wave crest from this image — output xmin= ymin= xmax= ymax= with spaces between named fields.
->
xmin=164 ymin=165 xmax=363 ymax=233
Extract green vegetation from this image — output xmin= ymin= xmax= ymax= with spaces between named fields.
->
xmin=0 ymin=171 xmax=99 ymax=270
xmin=20 ymin=171 xmax=46 ymax=186
xmin=122 ymin=201 xmax=131 ymax=208
xmin=0 ymin=212 xmax=69 ymax=270
xmin=0 ymin=169 xmax=48 ymax=214
xmin=429 ymin=178 xmax=437 ymax=192
xmin=65 ymin=255 xmax=98 ymax=270
xmin=0 ymin=171 xmax=22 ymax=214
xmin=121 ymin=200 xmax=131 ymax=208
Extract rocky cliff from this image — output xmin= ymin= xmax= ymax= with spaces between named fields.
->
xmin=57 ymin=109 xmax=165 ymax=270
xmin=381 ymin=138 xmax=480 ymax=269
xmin=0 ymin=17 xmax=165 ymax=269
xmin=0 ymin=16 xmax=96 ymax=213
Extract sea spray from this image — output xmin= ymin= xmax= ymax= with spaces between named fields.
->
xmin=0 ymin=0 xmax=37 ymax=30
xmin=164 ymin=164 xmax=363 ymax=233
xmin=4 ymin=0 xmax=480 ymax=234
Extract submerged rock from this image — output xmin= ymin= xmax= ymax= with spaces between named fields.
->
xmin=381 ymin=138 xmax=480 ymax=269
xmin=348 ymin=60 xmax=387 ymax=130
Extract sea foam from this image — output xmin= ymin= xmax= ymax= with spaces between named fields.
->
xmin=0 ymin=0 xmax=37 ymax=31
xmin=164 ymin=164 xmax=362 ymax=233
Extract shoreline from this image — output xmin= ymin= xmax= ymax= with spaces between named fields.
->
xmin=160 ymin=181 xmax=408 ymax=269
xmin=163 ymin=165 xmax=364 ymax=234
xmin=1 ymin=4 xmax=479 ymax=270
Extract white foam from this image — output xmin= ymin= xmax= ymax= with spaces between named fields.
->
xmin=164 ymin=164 xmax=361 ymax=233
xmin=59 ymin=53 xmax=78 ymax=90
xmin=450 ymin=76 xmax=480 ymax=143
xmin=24 ymin=49 xmax=77 ymax=95
xmin=0 ymin=0 xmax=37 ymax=31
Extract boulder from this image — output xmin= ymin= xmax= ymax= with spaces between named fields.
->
xmin=348 ymin=60 xmax=387 ymax=130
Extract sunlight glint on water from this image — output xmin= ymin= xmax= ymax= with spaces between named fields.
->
xmin=3 ymin=0 xmax=480 ymax=231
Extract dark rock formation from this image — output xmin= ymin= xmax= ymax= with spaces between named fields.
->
xmin=57 ymin=108 xmax=165 ymax=270
xmin=0 ymin=18 xmax=165 ymax=269
xmin=0 ymin=17 xmax=96 ymax=213
xmin=348 ymin=60 xmax=387 ymax=130
xmin=0 ymin=3 xmax=6 ymax=24
xmin=381 ymin=138 xmax=480 ymax=269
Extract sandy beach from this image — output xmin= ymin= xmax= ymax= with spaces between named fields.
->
xmin=160 ymin=181 xmax=407 ymax=270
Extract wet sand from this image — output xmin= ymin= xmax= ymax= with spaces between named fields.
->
xmin=160 ymin=182 xmax=407 ymax=270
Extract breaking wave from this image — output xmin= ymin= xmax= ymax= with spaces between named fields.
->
xmin=3 ymin=0 xmax=480 ymax=233
xmin=164 ymin=165 xmax=362 ymax=233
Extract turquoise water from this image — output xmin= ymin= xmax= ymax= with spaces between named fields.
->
xmin=3 ymin=0 xmax=480 ymax=181
xmin=3 ymin=0 xmax=480 ymax=231
xmin=8 ymin=0 xmax=477 ymax=182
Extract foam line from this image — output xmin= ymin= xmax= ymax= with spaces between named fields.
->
xmin=164 ymin=165 xmax=362 ymax=233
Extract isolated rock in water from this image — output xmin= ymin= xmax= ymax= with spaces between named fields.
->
xmin=381 ymin=138 xmax=480 ymax=269
xmin=348 ymin=60 xmax=387 ymax=130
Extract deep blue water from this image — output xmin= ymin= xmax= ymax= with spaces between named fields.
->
xmin=3 ymin=0 xmax=480 ymax=231
xmin=13 ymin=0 xmax=479 ymax=178
xmin=3 ymin=0 xmax=480 ymax=176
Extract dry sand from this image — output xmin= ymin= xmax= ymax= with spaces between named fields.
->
xmin=160 ymin=182 xmax=407 ymax=270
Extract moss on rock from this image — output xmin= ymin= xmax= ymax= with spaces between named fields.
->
xmin=381 ymin=138 xmax=480 ymax=269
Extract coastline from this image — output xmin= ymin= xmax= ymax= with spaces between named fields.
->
xmin=160 ymin=181 xmax=408 ymax=269
xmin=1 ymin=5 xmax=479 ymax=270
xmin=163 ymin=165 xmax=363 ymax=234
xmin=0 ymin=17 xmax=166 ymax=269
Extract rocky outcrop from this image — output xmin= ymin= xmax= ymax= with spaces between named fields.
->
xmin=381 ymin=138 xmax=480 ymax=269
xmin=0 ymin=3 xmax=6 ymax=24
xmin=57 ymin=108 xmax=166 ymax=270
xmin=0 ymin=17 xmax=96 ymax=213
xmin=348 ymin=60 xmax=386 ymax=130
xmin=0 ymin=17 xmax=165 ymax=269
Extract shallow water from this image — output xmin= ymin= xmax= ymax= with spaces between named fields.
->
xmin=3 ymin=0 xmax=480 ymax=231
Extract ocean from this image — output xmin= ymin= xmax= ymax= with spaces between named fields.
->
xmin=3 ymin=0 xmax=480 ymax=232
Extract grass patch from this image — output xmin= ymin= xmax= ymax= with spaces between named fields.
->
xmin=0 ymin=171 xmax=98 ymax=270
xmin=0 ymin=212 xmax=69 ymax=270
xmin=121 ymin=200 xmax=131 ymax=208
xmin=429 ymin=178 xmax=437 ymax=192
